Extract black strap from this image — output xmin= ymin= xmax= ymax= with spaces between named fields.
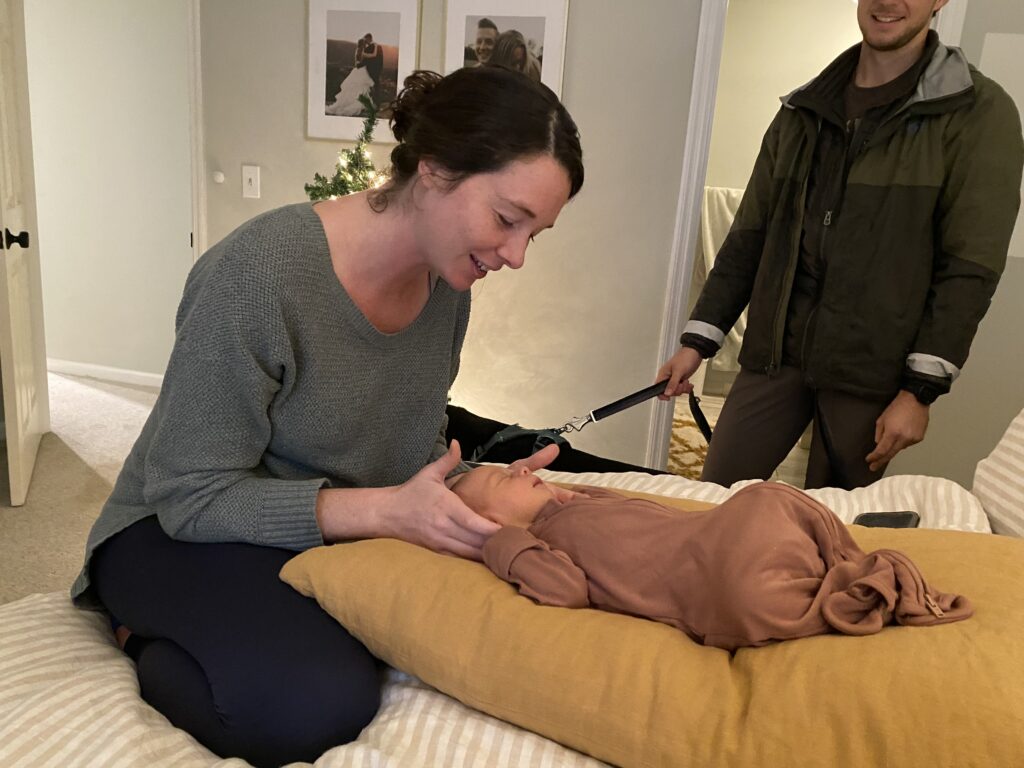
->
xmin=591 ymin=381 xmax=670 ymax=422
xmin=469 ymin=424 xmax=569 ymax=463
xmin=688 ymin=393 xmax=714 ymax=444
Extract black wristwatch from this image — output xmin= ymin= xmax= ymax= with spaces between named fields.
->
xmin=902 ymin=382 xmax=939 ymax=406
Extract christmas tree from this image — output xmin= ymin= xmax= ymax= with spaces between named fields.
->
xmin=305 ymin=95 xmax=388 ymax=201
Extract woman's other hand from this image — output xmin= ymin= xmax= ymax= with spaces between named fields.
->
xmin=507 ymin=442 xmax=560 ymax=475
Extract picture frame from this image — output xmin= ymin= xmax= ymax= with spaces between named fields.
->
xmin=307 ymin=0 xmax=419 ymax=142
xmin=443 ymin=0 xmax=569 ymax=96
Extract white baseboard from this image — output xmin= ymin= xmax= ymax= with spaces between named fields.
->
xmin=47 ymin=358 xmax=163 ymax=389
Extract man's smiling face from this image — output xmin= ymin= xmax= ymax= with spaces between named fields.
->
xmin=857 ymin=0 xmax=949 ymax=53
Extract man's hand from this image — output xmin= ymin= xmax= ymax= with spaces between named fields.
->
xmin=865 ymin=390 xmax=930 ymax=472
xmin=655 ymin=346 xmax=703 ymax=400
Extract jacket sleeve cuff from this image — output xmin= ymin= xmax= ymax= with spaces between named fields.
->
xmin=680 ymin=321 xmax=724 ymax=359
xmin=680 ymin=333 xmax=721 ymax=359
xmin=900 ymin=370 xmax=952 ymax=405
xmin=681 ymin=320 xmax=726 ymax=346
xmin=906 ymin=352 xmax=960 ymax=382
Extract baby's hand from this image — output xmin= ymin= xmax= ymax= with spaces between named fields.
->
xmin=548 ymin=484 xmax=579 ymax=504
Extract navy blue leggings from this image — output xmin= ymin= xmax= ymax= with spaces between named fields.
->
xmin=91 ymin=517 xmax=382 ymax=767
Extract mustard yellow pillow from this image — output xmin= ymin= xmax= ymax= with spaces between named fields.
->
xmin=280 ymin=494 xmax=1024 ymax=768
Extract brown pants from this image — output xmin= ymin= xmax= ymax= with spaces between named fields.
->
xmin=700 ymin=366 xmax=891 ymax=490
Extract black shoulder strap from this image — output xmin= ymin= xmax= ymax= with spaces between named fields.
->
xmin=470 ymin=424 xmax=569 ymax=463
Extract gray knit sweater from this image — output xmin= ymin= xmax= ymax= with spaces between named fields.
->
xmin=72 ymin=203 xmax=471 ymax=608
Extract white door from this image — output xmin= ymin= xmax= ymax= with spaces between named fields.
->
xmin=0 ymin=0 xmax=51 ymax=506
xmin=24 ymin=0 xmax=195 ymax=380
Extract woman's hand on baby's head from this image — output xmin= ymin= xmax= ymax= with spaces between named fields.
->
xmin=384 ymin=440 xmax=500 ymax=561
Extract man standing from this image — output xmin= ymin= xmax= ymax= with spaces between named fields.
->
xmin=659 ymin=0 xmax=1023 ymax=489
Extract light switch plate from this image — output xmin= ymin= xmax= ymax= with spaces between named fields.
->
xmin=242 ymin=164 xmax=261 ymax=198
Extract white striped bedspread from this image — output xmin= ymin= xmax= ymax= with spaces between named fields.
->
xmin=0 ymin=592 xmax=606 ymax=768
xmin=538 ymin=471 xmax=992 ymax=533
xmin=0 ymin=473 xmax=991 ymax=768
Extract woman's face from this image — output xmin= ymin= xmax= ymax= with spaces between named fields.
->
xmin=475 ymin=28 xmax=497 ymax=63
xmin=413 ymin=154 xmax=572 ymax=292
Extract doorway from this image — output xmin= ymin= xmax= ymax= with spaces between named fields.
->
xmin=655 ymin=0 xmax=968 ymax=484
xmin=23 ymin=0 xmax=197 ymax=383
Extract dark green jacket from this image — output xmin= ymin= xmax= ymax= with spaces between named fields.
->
xmin=687 ymin=40 xmax=1023 ymax=400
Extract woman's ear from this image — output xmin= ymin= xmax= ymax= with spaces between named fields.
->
xmin=416 ymin=159 xmax=459 ymax=195
xmin=417 ymin=158 xmax=439 ymax=189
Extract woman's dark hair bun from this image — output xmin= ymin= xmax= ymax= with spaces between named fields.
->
xmin=370 ymin=66 xmax=583 ymax=213
xmin=389 ymin=70 xmax=443 ymax=143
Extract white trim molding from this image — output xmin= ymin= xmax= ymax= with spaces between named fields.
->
xmin=933 ymin=0 xmax=968 ymax=47
xmin=645 ymin=0 xmax=729 ymax=469
xmin=47 ymin=359 xmax=163 ymax=389
xmin=188 ymin=0 xmax=207 ymax=260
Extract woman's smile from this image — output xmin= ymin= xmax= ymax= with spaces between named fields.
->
xmin=471 ymin=254 xmax=496 ymax=276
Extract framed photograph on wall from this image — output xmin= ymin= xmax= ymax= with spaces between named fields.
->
xmin=307 ymin=0 xmax=419 ymax=141
xmin=443 ymin=0 xmax=569 ymax=96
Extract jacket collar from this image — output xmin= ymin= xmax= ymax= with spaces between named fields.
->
xmin=780 ymin=31 xmax=971 ymax=116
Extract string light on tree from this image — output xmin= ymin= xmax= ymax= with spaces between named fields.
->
xmin=305 ymin=94 xmax=389 ymax=201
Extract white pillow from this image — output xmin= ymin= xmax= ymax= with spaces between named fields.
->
xmin=973 ymin=408 xmax=1024 ymax=537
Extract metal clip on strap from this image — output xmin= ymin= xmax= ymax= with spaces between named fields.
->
xmin=554 ymin=414 xmax=594 ymax=435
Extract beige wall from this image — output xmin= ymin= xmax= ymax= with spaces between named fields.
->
xmin=705 ymin=0 xmax=860 ymax=191
xmin=890 ymin=0 xmax=1024 ymax=486
xmin=24 ymin=0 xmax=194 ymax=377
xmin=201 ymin=0 xmax=701 ymax=465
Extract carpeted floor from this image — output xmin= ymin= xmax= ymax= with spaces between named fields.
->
xmin=666 ymin=415 xmax=709 ymax=480
xmin=0 ymin=373 xmax=157 ymax=605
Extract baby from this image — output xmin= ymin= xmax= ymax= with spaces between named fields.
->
xmin=450 ymin=465 xmax=972 ymax=651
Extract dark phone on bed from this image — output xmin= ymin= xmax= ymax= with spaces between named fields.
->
xmin=853 ymin=511 xmax=921 ymax=528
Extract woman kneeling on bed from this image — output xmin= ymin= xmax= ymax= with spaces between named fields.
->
xmin=71 ymin=66 xmax=584 ymax=768
xmin=449 ymin=454 xmax=973 ymax=651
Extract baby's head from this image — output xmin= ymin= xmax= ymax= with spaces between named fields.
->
xmin=450 ymin=465 xmax=559 ymax=527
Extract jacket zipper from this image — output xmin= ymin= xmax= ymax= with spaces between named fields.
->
xmin=769 ymin=120 xmax=815 ymax=374
xmin=801 ymin=118 xmax=857 ymax=379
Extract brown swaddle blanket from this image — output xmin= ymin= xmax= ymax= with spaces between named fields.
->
xmin=483 ymin=481 xmax=973 ymax=650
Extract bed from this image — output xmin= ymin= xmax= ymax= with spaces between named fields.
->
xmin=2 ymin=409 xmax=1022 ymax=768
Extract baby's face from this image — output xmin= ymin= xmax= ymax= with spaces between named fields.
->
xmin=451 ymin=465 xmax=558 ymax=527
